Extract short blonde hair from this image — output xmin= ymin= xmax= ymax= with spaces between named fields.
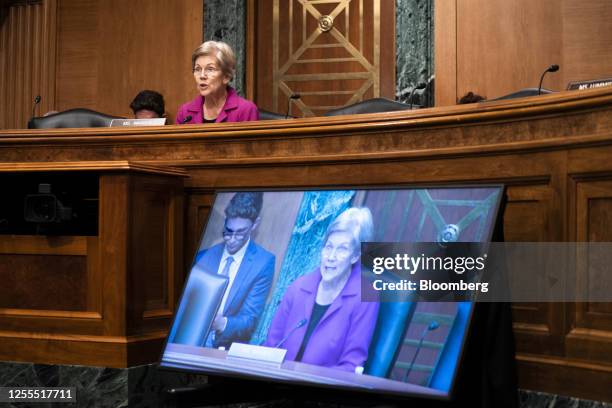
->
xmin=324 ymin=207 xmax=374 ymax=256
xmin=192 ymin=40 xmax=236 ymax=80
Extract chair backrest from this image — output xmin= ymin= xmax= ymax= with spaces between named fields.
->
xmin=488 ymin=87 xmax=553 ymax=102
xmin=28 ymin=108 xmax=123 ymax=129
xmin=323 ymin=98 xmax=414 ymax=117
xmin=364 ymin=301 xmax=417 ymax=377
xmin=258 ymin=109 xmax=292 ymax=120
xmin=167 ymin=266 xmax=228 ymax=346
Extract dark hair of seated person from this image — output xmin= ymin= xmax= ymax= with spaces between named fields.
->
xmin=130 ymin=90 xmax=165 ymax=118
xmin=458 ymin=91 xmax=486 ymax=104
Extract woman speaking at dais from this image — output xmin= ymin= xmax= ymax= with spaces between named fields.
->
xmin=264 ymin=207 xmax=379 ymax=372
xmin=176 ymin=40 xmax=258 ymax=124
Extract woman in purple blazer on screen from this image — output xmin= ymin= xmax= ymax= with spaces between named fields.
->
xmin=176 ymin=41 xmax=258 ymax=125
xmin=265 ymin=207 xmax=379 ymax=372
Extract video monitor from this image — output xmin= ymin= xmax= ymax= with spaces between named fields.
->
xmin=160 ymin=187 xmax=503 ymax=400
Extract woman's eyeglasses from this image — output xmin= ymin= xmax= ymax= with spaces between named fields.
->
xmin=193 ymin=66 xmax=220 ymax=76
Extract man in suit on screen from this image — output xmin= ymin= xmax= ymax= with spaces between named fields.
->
xmin=195 ymin=192 xmax=275 ymax=348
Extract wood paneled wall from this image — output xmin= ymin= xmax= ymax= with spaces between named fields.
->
xmin=56 ymin=0 xmax=203 ymax=123
xmin=435 ymin=0 xmax=612 ymax=106
xmin=0 ymin=0 xmax=202 ymax=129
xmin=0 ymin=0 xmax=57 ymax=130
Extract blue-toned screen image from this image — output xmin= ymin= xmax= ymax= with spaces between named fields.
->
xmin=161 ymin=187 xmax=502 ymax=399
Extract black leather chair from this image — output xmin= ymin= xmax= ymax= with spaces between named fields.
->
xmin=487 ymin=87 xmax=554 ymax=102
xmin=28 ymin=108 xmax=123 ymax=129
xmin=323 ymin=98 xmax=414 ymax=117
xmin=258 ymin=109 xmax=292 ymax=120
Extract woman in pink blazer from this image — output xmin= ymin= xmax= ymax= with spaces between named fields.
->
xmin=265 ymin=208 xmax=380 ymax=372
xmin=176 ymin=41 xmax=258 ymax=124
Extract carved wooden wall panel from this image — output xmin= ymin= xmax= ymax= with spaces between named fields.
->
xmin=129 ymin=175 xmax=183 ymax=334
xmin=254 ymin=0 xmax=395 ymax=116
xmin=505 ymin=184 xmax=565 ymax=356
xmin=566 ymin=179 xmax=612 ymax=364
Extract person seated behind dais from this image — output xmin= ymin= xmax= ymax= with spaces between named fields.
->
xmin=176 ymin=40 xmax=258 ymax=124
xmin=130 ymin=90 xmax=166 ymax=119
xmin=264 ymin=207 xmax=379 ymax=372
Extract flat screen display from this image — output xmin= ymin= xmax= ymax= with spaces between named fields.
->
xmin=160 ymin=187 xmax=502 ymax=399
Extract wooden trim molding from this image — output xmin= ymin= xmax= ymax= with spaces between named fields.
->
xmin=517 ymin=353 xmax=612 ymax=402
xmin=0 ymin=330 xmax=168 ymax=368
xmin=0 ymin=310 xmax=102 ymax=319
xmin=0 ymin=161 xmax=188 ymax=176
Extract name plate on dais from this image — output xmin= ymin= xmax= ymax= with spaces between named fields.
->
xmin=226 ymin=343 xmax=287 ymax=367
xmin=567 ymin=77 xmax=612 ymax=91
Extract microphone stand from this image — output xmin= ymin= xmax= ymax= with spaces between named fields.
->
xmin=275 ymin=318 xmax=307 ymax=348
xmin=409 ymin=83 xmax=427 ymax=109
xmin=403 ymin=321 xmax=439 ymax=382
xmin=286 ymin=94 xmax=301 ymax=118
xmin=28 ymin=95 xmax=41 ymax=127
xmin=538 ymin=64 xmax=559 ymax=95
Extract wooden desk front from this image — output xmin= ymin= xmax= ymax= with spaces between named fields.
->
xmin=0 ymin=162 xmax=185 ymax=368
